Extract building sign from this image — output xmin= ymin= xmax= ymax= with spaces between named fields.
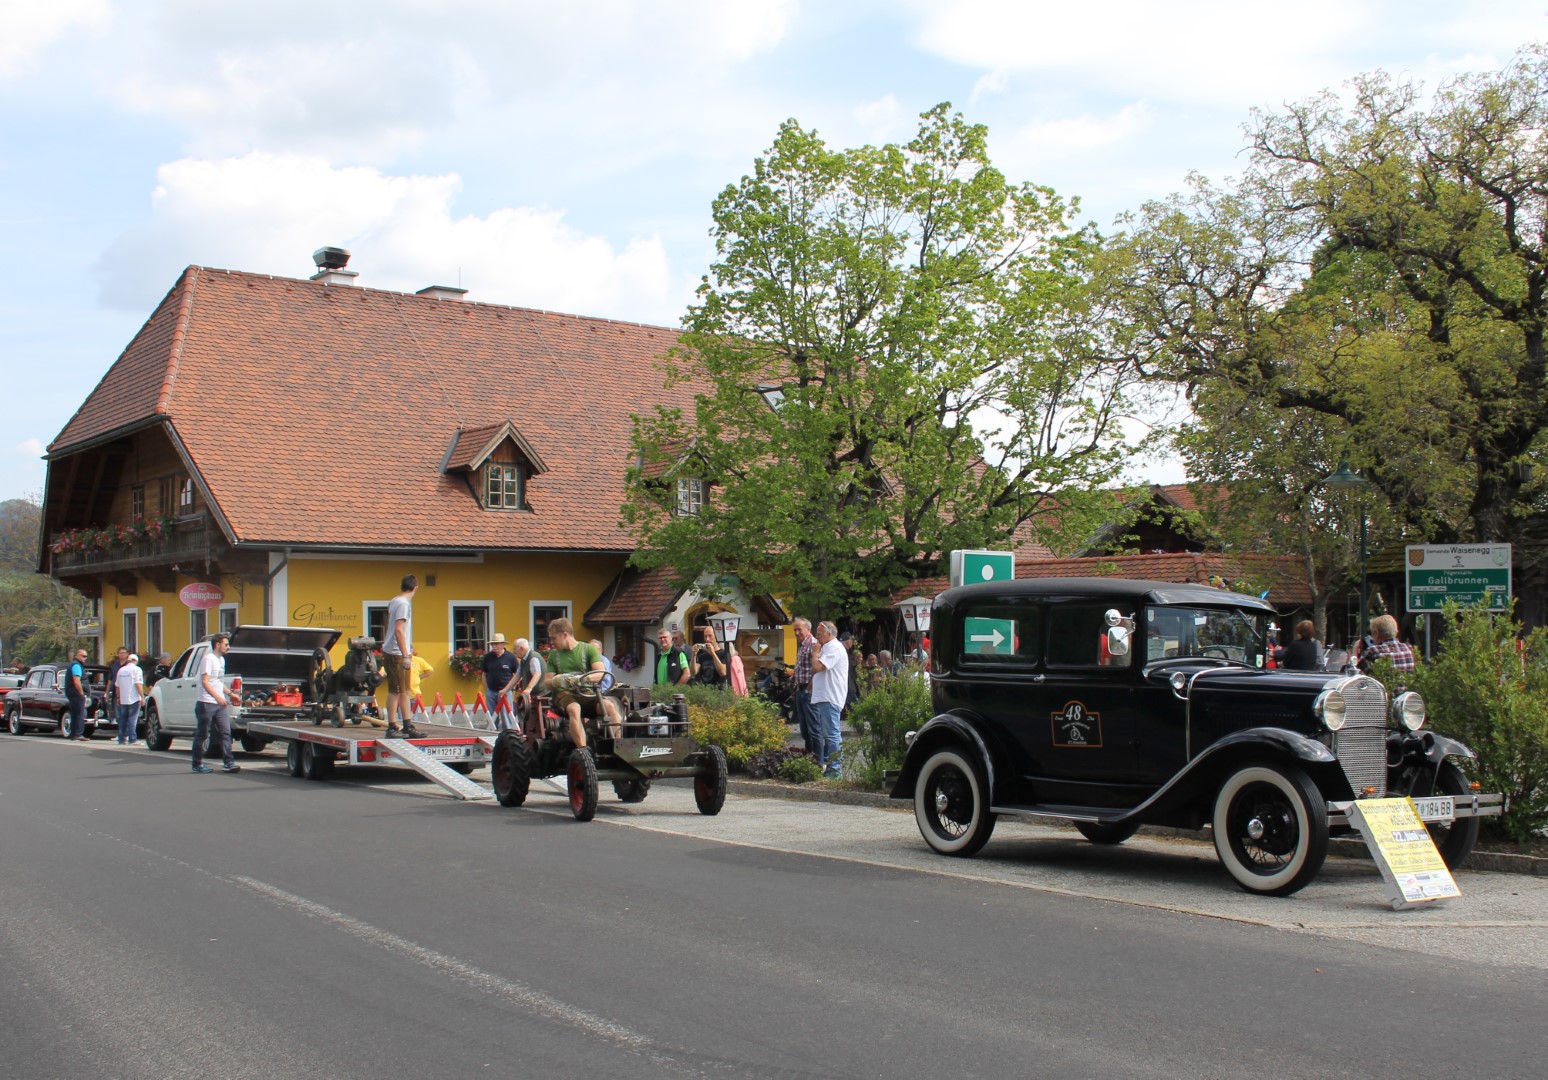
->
xmin=179 ymin=582 xmax=225 ymax=610
xmin=950 ymin=549 xmax=1015 ymax=587
xmin=1349 ymin=798 xmax=1461 ymax=910
xmin=291 ymin=603 xmax=360 ymax=629
xmin=73 ymin=616 xmax=103 ymax=637
xmin=1405 ymin=544 xmax=1511 ymax=612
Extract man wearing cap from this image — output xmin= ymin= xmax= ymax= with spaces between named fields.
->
xmin=482 ymin=633 xmax=520 ymax=730
xmin=114 ymin=652 xmax=145 ymax=745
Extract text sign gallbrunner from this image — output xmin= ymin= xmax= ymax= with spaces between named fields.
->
xmin=1405 ymin=544 xmax=1511 ymax=612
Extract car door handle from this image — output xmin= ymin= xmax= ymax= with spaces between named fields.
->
xmin=1029 ymin=674 xmax=1045 ymax=683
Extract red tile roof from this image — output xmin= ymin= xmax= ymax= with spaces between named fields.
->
xmin=49 ymin=267 xmax=699 ymax=552
xmin=584 ymin=565 xmax=688 ymax=625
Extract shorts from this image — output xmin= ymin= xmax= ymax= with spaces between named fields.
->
xmin=383 ymin=656 xmax=409 ymax=694
xmin=554 ymin=690 xmax=601 ymax=718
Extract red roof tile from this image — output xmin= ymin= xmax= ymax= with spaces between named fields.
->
xmin=49 ymin=267 xmax=699 ymax=552
xmin=584 ymin=565 xmax=688 ymax=625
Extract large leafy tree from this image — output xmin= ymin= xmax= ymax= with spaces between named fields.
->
xmin=1111 ymin=45 xmax=1548 ymax=614
xmin=624 ymin=105 xmax=1142 ymax=617
xmin=0 ymin=497 xmax=89 ymax=665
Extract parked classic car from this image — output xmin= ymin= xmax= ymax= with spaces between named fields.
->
xmin=4 ymin=663 xmax=112 ymax=737
xmin=890 ymin=578 xmax=1504 ymax=896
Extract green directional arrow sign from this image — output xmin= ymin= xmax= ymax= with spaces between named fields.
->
xmin=963 ymin=617 xmax=1014 ymax=655
xmin=950 ymin=549 xmax=1015 ymax=587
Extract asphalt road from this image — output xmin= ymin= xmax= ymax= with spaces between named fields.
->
xmin=3 ymin=735 xmax=1545 ymax=1080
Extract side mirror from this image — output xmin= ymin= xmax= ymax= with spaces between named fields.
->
xmin=1107 ymin=626 xmax=1131 ymax=657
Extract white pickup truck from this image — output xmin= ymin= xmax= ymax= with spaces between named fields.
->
xmin=143 ymin=625 xmax=341 ymax=753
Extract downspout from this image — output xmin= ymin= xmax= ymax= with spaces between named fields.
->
xmin=265 ymin=550 xmax=289 ymax=625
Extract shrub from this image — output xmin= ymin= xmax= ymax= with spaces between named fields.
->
xmin=844 ymin=672 xmax=933 ymax=789
xmin=654 ymin=684 xmax=787 ymax=769
xmin=777 ymin=754 xmax=824 ymax=783
xmin=1382 ymin=602 xmax=1548 ymax=844
xmin=743 ymin=745 xmax=816 ymax=779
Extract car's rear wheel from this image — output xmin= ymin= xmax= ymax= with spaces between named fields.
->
xmin=1076 ymin=820 xmax=1138 ymax=845
xmin=57 ymin=711 xmax=71 ymax=738
xmin=567 ymin=747 xmax=599 ymax=821
xmin=914 ymin=747 xmax=996 ymax=857
xmin=1212 ymin=762 xmax=1328 ymax=896
xmin=694 ymin=746 xmax=728 ymax=816
xmin=5 ymin=705 xmax=23 ymax=736
xmin=143 ymin=705 xmax=173 ymax=751
xmin=286 ymin=739 xmax=304 ymax=777
xmin=613 ymin=777 xmax=650 ymax=803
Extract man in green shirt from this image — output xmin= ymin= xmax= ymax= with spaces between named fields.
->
xmin=543 ymin=618 xmax=619 ymax=747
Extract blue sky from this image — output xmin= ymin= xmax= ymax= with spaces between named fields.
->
xmin=1 ymin=0 xmax=1542 ymax=503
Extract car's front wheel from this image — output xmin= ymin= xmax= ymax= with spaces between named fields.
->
xmin=1212 ymin=762 xmax=1328 ymax=896
xmin=914 ymin=747 xmax=996 ymax=857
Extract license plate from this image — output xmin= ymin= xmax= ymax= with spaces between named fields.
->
xmin=1412 ymin=796 xmax=1455 ymax=823
xmin=423 ymin=745 xmax=464 ymax=761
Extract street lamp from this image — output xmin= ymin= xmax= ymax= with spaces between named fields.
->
xmin=706 ymin=611 xmax=741 ymax=645
xmin=1322 ymin=459 xmax=1369 ymax=647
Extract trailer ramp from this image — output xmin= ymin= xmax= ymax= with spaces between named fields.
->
xmin=377 ymin=739 xmax=493 ymax=800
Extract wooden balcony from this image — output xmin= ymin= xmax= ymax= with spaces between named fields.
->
xmin=51 ymin=513 xmax=218 ymax=580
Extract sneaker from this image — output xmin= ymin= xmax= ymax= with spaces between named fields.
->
xmin=385 ymin=725 xmax=403 ymax=738
xmin=192 ymin=764 xmax=213 ymax=773
xmin=400 ymin=723 xmax=424 ymax=739
xmin=222 ymin=763 xmax=241 ymax=773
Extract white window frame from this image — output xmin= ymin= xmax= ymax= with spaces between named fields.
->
xmin=218 ymin=603 xmax=239 ymax=635
xmin=362 ymin=600 xmax=391 ymax=648
xmin=190 ymin=608 xmax=208 ymax=643
xmin=529 ymin=600 xmax=571 ymax=645
xmin=122 ymin=608 xmax=138 ymax=654
xmin=448 ymin=601 xmax=495 ymax=654
xmin=484 ymin=462 xmax=523 ymax=510
xmin=145 ymin=607 xmax=163 ymax=662
xmin=675 ymin=477 xmax=704 ymax=517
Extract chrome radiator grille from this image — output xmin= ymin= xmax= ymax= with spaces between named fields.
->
xmin=1332 ymin=676 xmax=1388 ymax=797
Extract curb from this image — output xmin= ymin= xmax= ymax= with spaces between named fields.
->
xmin=726 ymin=778 xmax=1548 ymax=877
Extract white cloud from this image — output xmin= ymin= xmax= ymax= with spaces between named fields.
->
xmin=0 ymin=0 xmax=110 ymax=77
xmin=1014 ymin=102 xmax=1153 ymax=156
xmin=15 ymin=438 xmax=44 ymax=458
xmin=94 ymin=153 xmax=677 ymax=324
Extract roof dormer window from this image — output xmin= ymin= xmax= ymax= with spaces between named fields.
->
xmin=675 ymin=477 xmax=704 ymax=517
xmin=485 ymin=462 xmax=524 ymax=510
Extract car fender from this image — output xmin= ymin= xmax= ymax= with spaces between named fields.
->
xmin=888 ymin=713 xmax=1000 ymax=802
xmin=1387 ymin=729 xmax=1478 ymax=768
xmin=1136 ymin=726 xmax=1354 ymax=821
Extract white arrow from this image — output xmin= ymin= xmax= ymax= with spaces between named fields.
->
xmin=969 ymin=628 xmax=1006 ymax=647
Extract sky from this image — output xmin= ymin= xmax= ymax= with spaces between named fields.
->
xmin=0 ymin=0 xmax=1542 ymax=504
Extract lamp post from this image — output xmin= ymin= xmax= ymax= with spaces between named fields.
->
xmin=1321 ymin=459 xmax=1369 ymax=647
xmin=706 ymin=611 xmax=741 ymax=646
xmin=895 ymin=595 xmax=933 ymax=661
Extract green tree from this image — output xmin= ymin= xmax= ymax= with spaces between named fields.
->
xmin=0 ymin=495 xmax=90 ymax=665
xmin=626 ymin=105 xmax=1140 ymax=617
xmin=1112 ymin=45 xmax=1548 ymax=572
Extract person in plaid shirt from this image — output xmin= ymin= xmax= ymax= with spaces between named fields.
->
xmin=1358 ymin=614 xmax=1414 ymax=675
xmin=790 ymin=617 xmax=817 ymax=754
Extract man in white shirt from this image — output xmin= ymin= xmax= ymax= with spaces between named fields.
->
xmin=193 ymin=633 xmax=240 ymax=774
xmin=380 ymin=575 xmax=424 ymax=738
xmin=113 ymin=653 xmax=144 ymax=745
xmin=810 ymin=620 xmax=850 ymax=779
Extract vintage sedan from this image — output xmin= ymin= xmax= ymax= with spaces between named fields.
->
xmin=4 ymin=663 xmax=113 ymax=738
xmin=890 ymin=579 xmax=1503 ymax=896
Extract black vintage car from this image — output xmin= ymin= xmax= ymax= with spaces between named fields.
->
xmin=890 ymin=579 xmax=1504 ymax=896
xmin=4 ymin=663 xmax=113 ymax=738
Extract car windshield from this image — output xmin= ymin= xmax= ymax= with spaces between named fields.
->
xmin=1143 ymin=605 xmax=1268 ymax=668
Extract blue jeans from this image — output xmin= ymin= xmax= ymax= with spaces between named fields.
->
xmin=116 ymin=702 xmax=141 ymax=743
xmin=792 ymin=687 xmax=817 ymax=754
xmin=813 ymin=700 xmax=842 ymax=775
xmin=67 ymin=695 xmax=88 ymax=738
xmin=193 ymin=700 xmax=234 ymax=769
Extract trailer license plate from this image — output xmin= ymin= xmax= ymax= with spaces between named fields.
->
xmin=1412 ymin=796 xmax=1454 ymax=823
xmin=424 ymin=746 xmax=464 ymax=761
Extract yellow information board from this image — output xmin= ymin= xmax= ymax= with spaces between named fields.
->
xmin=1349 ymin=798 xmax=1461 ymax=910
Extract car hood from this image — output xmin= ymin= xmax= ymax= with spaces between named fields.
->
xmin=1144 ymin=663 xmax=1338 ymax=698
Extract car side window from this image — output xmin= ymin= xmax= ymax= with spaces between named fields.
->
xmin=170 ymin=647 xmax=198 ymax=679
xmin=957 ymin=603 xmax=1043 ymax=669
xmin=27 ymin=671 xmax=45 ymax=688
xmin=55 ymin=670 xmax=67 ymax=690
xmin=1046 ymin=603 xmax=1126 ymax=668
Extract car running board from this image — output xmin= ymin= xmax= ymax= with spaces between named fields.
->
xmin=990 ymin=803 xmax=1132 ymax=825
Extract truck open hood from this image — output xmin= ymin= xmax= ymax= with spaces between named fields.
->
xmin=227 ymin=625 xmax=341 ymax=653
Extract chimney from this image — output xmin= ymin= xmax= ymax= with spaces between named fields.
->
xmin=310 ymin=246 xmax=358 ymax=286
xmin=416 ymin=285 xmax=468 ymax=302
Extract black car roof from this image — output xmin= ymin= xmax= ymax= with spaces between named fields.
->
xmin=938 ymin=577 xmax=1277 ymax=614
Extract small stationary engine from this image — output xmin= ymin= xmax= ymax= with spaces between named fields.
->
xmin=310 ymin=637 xmax=384 ymax=727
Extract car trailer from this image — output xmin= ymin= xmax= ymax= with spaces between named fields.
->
xmin=244 ymin=719 xmax=497 ymax=800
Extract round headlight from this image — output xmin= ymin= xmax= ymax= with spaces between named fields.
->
xmin=1391 ymin=691 xmax=1426 ymax=731
xmin=1314 ymin=688 xmax=1347 ymax=731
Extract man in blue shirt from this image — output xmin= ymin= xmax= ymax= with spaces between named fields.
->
xmin=65 ymin=648 xmax=89 ymax=740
